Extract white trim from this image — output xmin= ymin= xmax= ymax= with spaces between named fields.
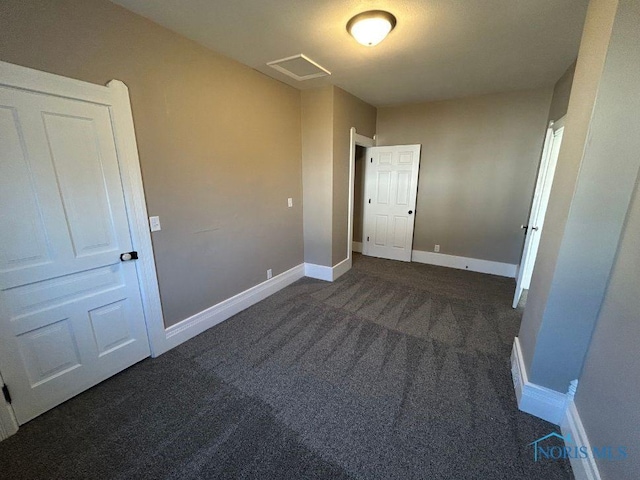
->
xmin=267 ymin=54 xmax=331 ymax=81
xmin=412 ymin=250 xmax=518 ymax=278
xmin=331 ymin=257 xmax=351 ymax=281
xmin=352 ymin=241 xmax=363 ymax=253
xmin=348 ymin=127 xmax=375 ymax=264
xmin=0 ymin=371 xmax=18 ymax=441
xmin=561 ymin=401 xmax=601 ymax=480
xmin=510 ymin=337 xmax=569 ymax=425
xmin=163 ymin=264 xmax=305 ymax=351
xmin=107 ymin=80 xmax=166 ymax=357
xmin=304 ymin=257 xmax=351 ymax=282
xmin=0 ymin=61 xmax=112 ymax=105
xmin=304 ymin=263 xmax=333 ymax=282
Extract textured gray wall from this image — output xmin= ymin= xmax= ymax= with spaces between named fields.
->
xmin=576 ymin=172 xmax=640 ymax=480
xmin=547 ymin=61 xmax=577 ymax=123
xmin=520 ymin=0 xmax=640 ymax=392
xmin=0 ymin=0 xmax=303 ymax=327
xmin=332 ymin=87 xmax=377 ymax=265
xmin=518 ymin=0 xmax=618 ymax=373
xmin=301 ymin=87 xmax=334 ymax=267
xmin=376 ymin=88 xmax=552 ymax=264
xmin=302 ymin=86 xmax=376 ymax=267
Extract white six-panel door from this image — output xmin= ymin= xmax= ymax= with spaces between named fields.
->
xmin=363 ymin=145 xmax=421 ymax=262
xmin=0 ymin=83 xmax=151 ymax=424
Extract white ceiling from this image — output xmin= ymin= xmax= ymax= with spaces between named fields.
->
xmin=110 ymin=0 xmax=588 ymax=106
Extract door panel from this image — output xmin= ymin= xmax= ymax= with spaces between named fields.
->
xmin=0 ymin=107 xmax=52 ymax=273
xmin=363 ymin=145 xmax=421 ymax=262
xmin=0 ymin=85 xmax=150 ymax=424
xmin=43 ymin=113 xmax=117 ymax=257
xmin=393 ymin=216 xmax=408 ymax=247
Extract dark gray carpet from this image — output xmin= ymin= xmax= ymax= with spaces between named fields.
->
xmin=0 ymin=254 xmax=573 ymax=479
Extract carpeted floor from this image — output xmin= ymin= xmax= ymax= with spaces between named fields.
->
xmin=0 ymin=254 xmax=573 ymax=479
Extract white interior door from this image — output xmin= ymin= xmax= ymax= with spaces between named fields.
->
xmin=0 ymin=82 xmax=151 ymax=424
xmin=363 ymin=145 xmax=421 ymax=262
xmin=513 ymin=118 xmax=565 ymax=308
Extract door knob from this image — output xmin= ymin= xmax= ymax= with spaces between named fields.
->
xmin=120 ymin=251 xmax=139 ymax=261
xmin=408 ymin=210 xmax=413 ymax=215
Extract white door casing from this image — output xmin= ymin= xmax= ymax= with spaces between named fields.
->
xmin=347 ymin=127 xmax=375 ymax=266
xmin=363 ymin=145 xmax=421 ymax=262
xmin=0 ymin=61 xmax=163 ymax=427
xmin=513 ymin=117 xmax=565 ymax=308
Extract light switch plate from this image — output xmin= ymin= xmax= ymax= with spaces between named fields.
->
xmin=287 ymin=198 xmax=293 ymax=208
xmin=149 ymin=216 xmax=161 ymax=232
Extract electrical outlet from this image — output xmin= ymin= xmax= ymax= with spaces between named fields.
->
xmin=287 ymin=198 xmax=293 ymax=208
xmin=267 ymin=269 xmax=273 ymax=279
xmin=434 ymin=244 xmax=440 ymax=253
xmin=149 ymin=216 xmax=161 ymax=232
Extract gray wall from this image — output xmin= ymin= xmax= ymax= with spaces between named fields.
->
xmin=332 ymin=87 xmax=377 ymax=265
xmin=518 ymin=0 xmax=618 ymax=376
xmin=576 ymin=172 xmax=640 ymax=479
xmin=519 ymin=0 xmax=640 ymax=392
xmin=302 ymin=86 xmax=377 ymax=267
xmin=547 ymin=61 xmax=577 ymax=123
xmin=0 ymin=0 xmax=303 ymax=327
xmin=301 ymin=87 xmax=334 ymax=266
xmin=376 ymin=89 xmax=552 ymax=265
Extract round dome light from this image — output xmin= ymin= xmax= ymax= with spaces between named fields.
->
xmin=347 ymin=10 xmax=397 ymax=47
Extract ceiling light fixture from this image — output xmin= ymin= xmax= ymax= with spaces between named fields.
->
xmin=346 ymin=10 xmax=397 ymax=47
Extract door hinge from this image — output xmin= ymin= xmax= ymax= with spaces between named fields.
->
xmin=2 ymin=384 xmax=11 ymax=404
xmin=368 ymin=199 xmax=371 ymax=204
xmin=370 ymin=158 xmax=373 ymax=163
xmin=367 ymin=236 xmax=370 ymax=242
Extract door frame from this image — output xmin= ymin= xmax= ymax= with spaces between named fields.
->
xmin=0 ymin=61 xmax=165 ymax=438
xmin=348 ymin=127 xmax=375 ymax=263
xmin=512 ymin=115 xmax=565 ymax=308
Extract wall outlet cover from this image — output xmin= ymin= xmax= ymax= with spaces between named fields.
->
xmin=149 ymin=216 xmax=161 ymax=232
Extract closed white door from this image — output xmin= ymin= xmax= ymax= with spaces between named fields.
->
xmin=363 ymin=145 xmax=421 ymax=262
xmin=513 ymin=118 xmax=565 ymax=308
xmin=0 ymin=84 xmax=150 ymax=423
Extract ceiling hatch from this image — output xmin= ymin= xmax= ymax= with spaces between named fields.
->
xmin=267 ymin=54 xmax=331 ymax=81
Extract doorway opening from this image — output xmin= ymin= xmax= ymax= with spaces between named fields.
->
xmin=352 ymin=145 xmax=366 ymax=254
xmin=347 ymin=128 xmax=375 ymax=269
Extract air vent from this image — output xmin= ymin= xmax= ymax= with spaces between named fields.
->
xmin=267 ymin=54 xmax=331 ymax=81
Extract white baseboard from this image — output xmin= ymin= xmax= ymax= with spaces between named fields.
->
xmin=561 ymin=401 xmax=601 ymax=480
xmin=412 ymin=250 xmax=517 ymax=278
xmin=162 ymin=263 xmax=305 ymax=352
xmin=352 ymin=241 xmax=362 ymax=253
xmin=331 ymin=257 xmax=351 ymax=281
xmin=305 ymin=257 xmax=352 ymax=282
xmin=304 ymin=263 xmax=333 ymax=281
xmin=510 ymin=337 xmax=568 ymax=425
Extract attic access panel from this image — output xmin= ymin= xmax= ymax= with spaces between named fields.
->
xmin=267 ymin=54 xmax=331 ymax=81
